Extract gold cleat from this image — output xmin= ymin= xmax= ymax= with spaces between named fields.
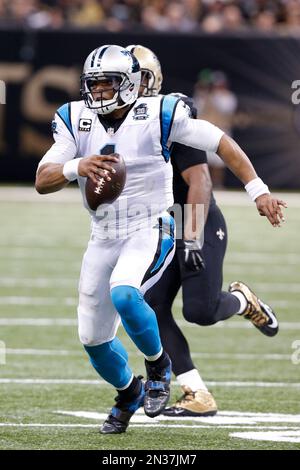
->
xmin=162 ymin=386 xmax=217 ymax=417
xmin=229 ymin=281 xmax=279 ymax=337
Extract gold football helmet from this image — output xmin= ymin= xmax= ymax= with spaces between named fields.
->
xmin=126 ymin=45 xmax=163 ymax=97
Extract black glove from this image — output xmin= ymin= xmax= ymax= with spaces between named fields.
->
xmin=183 ymin=239 xmax=206 ymax=271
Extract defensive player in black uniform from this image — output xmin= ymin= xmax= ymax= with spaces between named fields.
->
xmin=127 ymin=45 xmax=283 ymax=416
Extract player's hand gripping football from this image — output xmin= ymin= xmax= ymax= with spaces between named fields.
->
xmin=255 ymin=194 xmax=287 ymax=227
xmin=183 ymin=239 xmax=206 ymax=271
xmin=78 ymin=154 xmax=119 ymax=185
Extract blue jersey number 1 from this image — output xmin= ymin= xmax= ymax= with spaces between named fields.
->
xmin=100 ymin=144 xmax=116 ymax=155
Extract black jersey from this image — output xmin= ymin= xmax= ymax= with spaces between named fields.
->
xmin=170 ymin=95 xmax=216 ymax=209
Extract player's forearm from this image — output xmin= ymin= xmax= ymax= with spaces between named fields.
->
xmin=184 ymin=186 xmax=211 ymax=240
xmin=217 ymin=134 xmax=257 ymax=185
xmin=35 ymin=163 xmax=69 ymax=194
xmin=183 ymin=166 xmax=212 ymax=240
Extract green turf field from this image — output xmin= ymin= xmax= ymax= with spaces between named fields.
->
xmin=0 ymin=187 xmax=299 ymax=450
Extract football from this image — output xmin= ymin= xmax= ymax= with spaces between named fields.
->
xmin=85 ymin=155 xmax=126 ymax=211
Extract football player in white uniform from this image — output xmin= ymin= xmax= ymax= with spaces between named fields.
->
xmin=36 ymin=45 xmax=285 ymax=434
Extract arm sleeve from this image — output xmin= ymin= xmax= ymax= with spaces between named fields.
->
xmin=169 ymin=100 xmax=224 ymax=153
xmin=38 ymin=104 xmax=77 ymax=169
xmin=172 ymin=143 xmax=207 ymax=174
xmin=170 ymin=97 xmax=207 ymax=173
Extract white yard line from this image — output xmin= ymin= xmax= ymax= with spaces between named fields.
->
xmin=207 ymin=381 xmax=300 ymax=388
xmin=0 ymin=318 xmax=77 ymax=325
xmin=218 ymin=411 xmax=300 ymax=418
xmin=227 ymin=253 xmax=300 ymax=265
xmin=1 ymin=278 xmax=299 ymax=295
xmin=189 ymin=352 xmax=292 ymax=361
xmin=230 ymin=430 xmax=300 ymax=443
xmin=0 ymin=277 xmax=78 ymax=288
xmin=58 ymin=409 xmax=300 ymax=425
xmin=0 ymin=297 xmax=77 ymax=306
xmin=225 ymin=265 xmax=298 ymax=275
xmin=0 ymin=279 xmax=299 ymax=307
xmin=177 ymin=320 xmax=300 ymax=330
xmin=1 ymin=408 xmax=300 ymax=436
xmin=1 ymin=317 xmax=299 ymax=330
xmin=0 ymin=378 xmax=102 ymax=385
xmin=173 ymin=299 xmax=299 ymax=309
xmin=0 ymin=251 xmax=84 ymax=261
xmin=5 ymin=348 xmax=82 ymax=356
xmin=0 ymin=378 xmax=300 ymax=388
xmin=4 ymin=260 xmax=81 ymax=269
xmin=0 ymin=423 xmax=298 ymax=430
xmin=2 ymin=348 xmax=293 ymax=361
xmin=3 ymin=249 xmax=300 ymax=265
xmin=1 ymin=243 xmax=299 ymax=254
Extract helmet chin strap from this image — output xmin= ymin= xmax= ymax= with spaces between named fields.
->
xmin=95 ymin=106 xmax=114 ymax=115
xmin=89 ymin=91 xmax=120 ymax=115
xmin=115 ymin=99 xmax=130 ymax=110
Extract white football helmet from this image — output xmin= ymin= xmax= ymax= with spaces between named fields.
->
xmin=80 ymin=44 xmax=141 ymax=115
xmin=126 ymin=45 xmax=163 ymax=97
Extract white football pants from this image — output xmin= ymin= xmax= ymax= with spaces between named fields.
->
xmin=77 ymin=213 xmax=175 ymax=346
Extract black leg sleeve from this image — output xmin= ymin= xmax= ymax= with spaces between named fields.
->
xmin=180 ymin=205 xmax=240 ymax=326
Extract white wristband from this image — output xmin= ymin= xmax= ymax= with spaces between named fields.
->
xmin=63 ymin=158 xmax=82 ymax=181
xmin=245 ymin=177 xmax=270 ymax=202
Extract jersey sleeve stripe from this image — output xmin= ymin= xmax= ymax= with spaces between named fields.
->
xmin=56 ymin=103 xmax=75 ymax=140
xmin=159 ymin=95 xmax=181 ymax=162
xmin=141 ymin=215 xmax=175 ymax=286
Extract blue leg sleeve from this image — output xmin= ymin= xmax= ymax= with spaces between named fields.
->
xmin=111 ymin=285 xmax=162 ymax=357
xmin=84 ymin=337 xmax=132 ymax=389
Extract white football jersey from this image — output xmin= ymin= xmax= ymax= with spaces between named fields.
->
xmin=39 ymin=95 xmax=224 ymax=238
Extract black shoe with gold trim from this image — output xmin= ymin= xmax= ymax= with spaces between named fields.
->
xmin=229 ymin=281 xmax=279 ymax=337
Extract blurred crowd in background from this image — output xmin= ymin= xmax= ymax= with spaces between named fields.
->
xmin=193 ymin=68 xmax=238 ymax=187
xmin=1 ymin=0 xmax=300 ymax=33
